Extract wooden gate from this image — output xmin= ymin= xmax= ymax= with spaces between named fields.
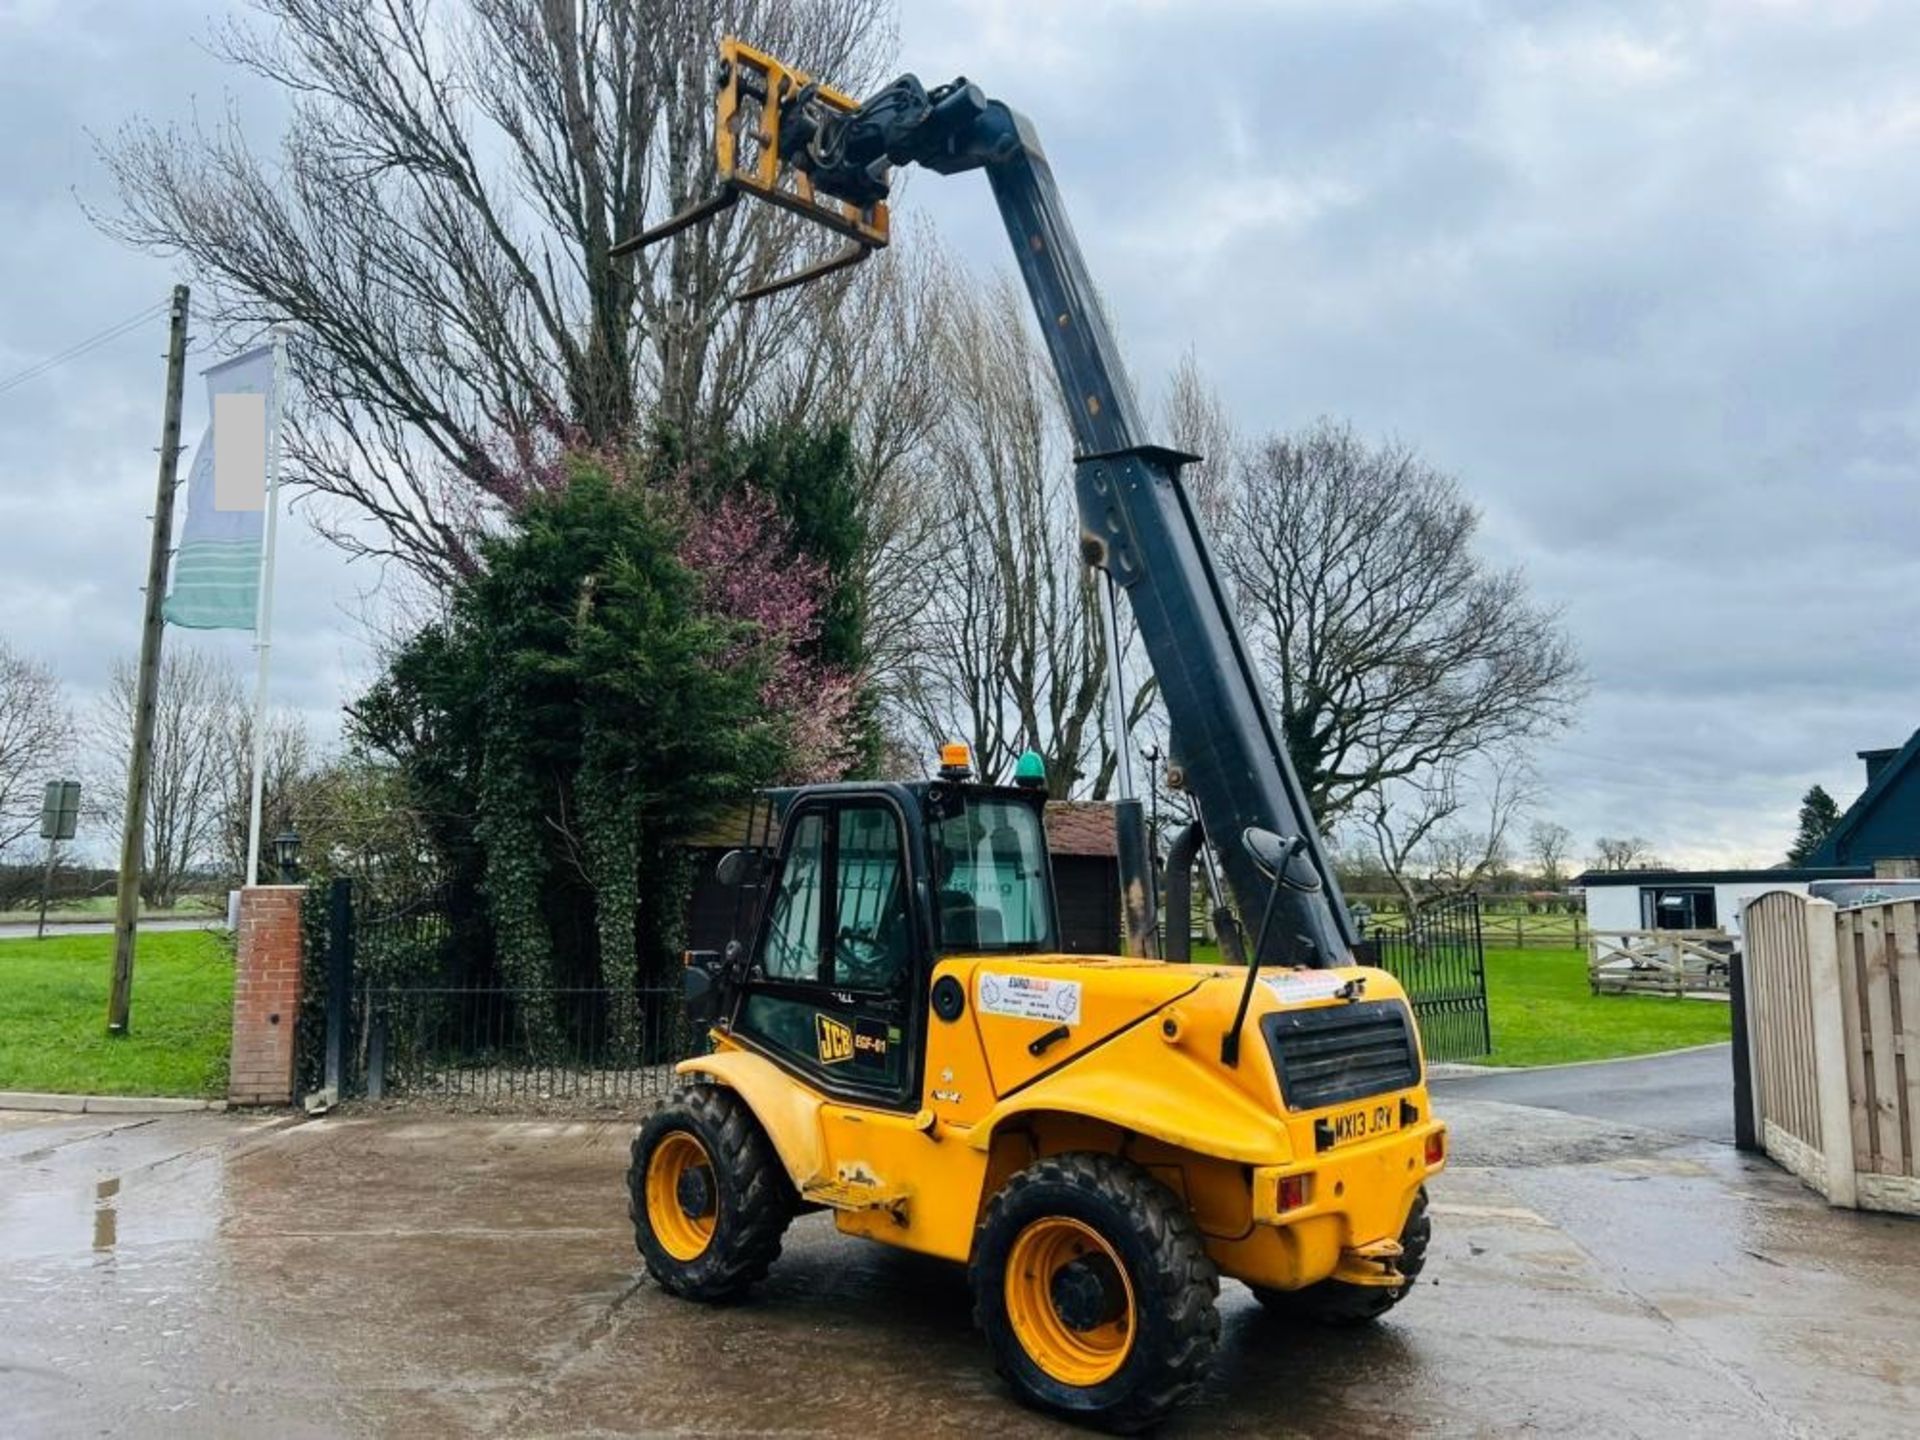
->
xmin=1742 ymin=890 xmax=1920 ymax=1214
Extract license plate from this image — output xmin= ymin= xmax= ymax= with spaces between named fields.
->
xmin=1327 ymin=1101 xmax=1400 ymax=1148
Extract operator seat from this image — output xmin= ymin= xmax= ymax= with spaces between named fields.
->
xmin=937 ymin=890 xmax=1004 ymax=949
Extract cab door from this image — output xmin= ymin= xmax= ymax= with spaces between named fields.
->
xmin=734 ymin=796 xmax=921 ymax=1108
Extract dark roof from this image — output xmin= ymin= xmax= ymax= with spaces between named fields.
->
xmin=1043 ymin=801 xmax=1117 ymax=858
xmin=1575 ymin=865 xmax=1872 ymax=887
xmin=1811 ymin=728 xmax=1920 ymax=867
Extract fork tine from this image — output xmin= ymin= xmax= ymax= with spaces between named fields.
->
xmin=735 ymin=241 xmax=874 ymax=303
xmin=611 ymin=186 xmax=741 ymax=258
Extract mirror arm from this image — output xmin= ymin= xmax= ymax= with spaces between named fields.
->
xmin=1221 ymin=835 xmax=1307 ymax=1066
xmin=1221 ymin=877 xmax=1282 ymax=1067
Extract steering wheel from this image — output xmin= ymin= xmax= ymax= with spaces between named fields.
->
xmin=836 ymin=926 xmax=898 ymax=986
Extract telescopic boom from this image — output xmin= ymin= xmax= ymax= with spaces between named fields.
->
xmin=620 ymin=43 xmax=1357 ymax=966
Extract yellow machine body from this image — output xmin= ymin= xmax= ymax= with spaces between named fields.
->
xmin=680 ymin=956 xmax=1444 ymax=1293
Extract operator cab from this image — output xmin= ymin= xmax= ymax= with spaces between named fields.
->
xmin=697 ymin=745 xmax=1058 ymax=1110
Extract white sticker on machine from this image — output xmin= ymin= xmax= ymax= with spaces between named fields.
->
xmin=1262 ymin=970 xmax=1347 ymax=1004
xmin=977 ymin=972 xmax=1083 ymax=1026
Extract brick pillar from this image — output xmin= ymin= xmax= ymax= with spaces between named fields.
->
xmin=230 ymin=886 xmax=307 ymax=1106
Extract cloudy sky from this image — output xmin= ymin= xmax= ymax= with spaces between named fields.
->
xmin=4 ymin=0 xmax=1918 ymax=868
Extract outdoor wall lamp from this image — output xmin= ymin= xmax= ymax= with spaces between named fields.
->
xmin=274 ymin=828 xmax=302 ymax=884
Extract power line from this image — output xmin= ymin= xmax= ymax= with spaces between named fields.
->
xmin=0 ymin=298 xmax=173 ymax=400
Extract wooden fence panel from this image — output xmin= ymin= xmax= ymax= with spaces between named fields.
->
xmin=1834 ymin=909 xmax=1875 ymax=1176
xmin=1848 ymin=903 xmax=1916 ymax=1181
xmin=1744 ymin=891 xmax=1822 ymax=1178
xmin=1892 ymin=903 xmax=1920 ymax=1179
xmin=1743 ymin=890 xmax=1919 ymax=1214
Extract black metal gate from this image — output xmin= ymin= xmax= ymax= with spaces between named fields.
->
xmin=1364 ymin=894 xmax=1491 ymax=1062
xmin=305 ymin=876 xmax=690 ymax=1108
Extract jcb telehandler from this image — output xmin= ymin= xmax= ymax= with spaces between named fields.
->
xmin=618 ymin=40 xmax=1445 ymax=1432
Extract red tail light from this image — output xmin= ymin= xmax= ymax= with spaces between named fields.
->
xmin=1276 ymin=1174 xmax=1310 ymax=1213
xmin=1424 ymin=1130 xmax=1446 ymax=1166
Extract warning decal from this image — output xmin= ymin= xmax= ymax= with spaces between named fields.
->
xmin=1262 ymin=970 xmax=1347 ymax=1005
xmin=977 ymin=972 xmax=1083 ymax=1026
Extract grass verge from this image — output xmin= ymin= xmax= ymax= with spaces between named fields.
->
xmin=0 ymin=894 xmax=224 ymax=926
xmin=1478 ymin=946 xmax=1730 ymax=1067
xmin=0 ymin=930 xmax=232 ymax=1097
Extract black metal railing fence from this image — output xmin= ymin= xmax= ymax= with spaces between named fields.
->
xmin=1365 ymin=893 xmax=1492 ymax=1063
xmin=307 ymin=875 xmax=693 ymax=1109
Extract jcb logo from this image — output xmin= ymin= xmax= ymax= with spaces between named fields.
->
xmin=816 ymin=1014 xmax=854 ymax=1065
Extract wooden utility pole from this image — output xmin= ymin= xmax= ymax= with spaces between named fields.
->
xmin=108 ymin=284 xmax=190 ymax=1035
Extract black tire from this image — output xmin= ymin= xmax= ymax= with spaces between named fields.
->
xmin=627 ymin=1084 xmax=795 ymax=1301
xmin=1251 ymin=1185 xmax=1431 ymax=1326
xmin=971 ymin=1152 xmax=1221 ymax=1434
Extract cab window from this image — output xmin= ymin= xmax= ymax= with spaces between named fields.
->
xmin=834 ymin=805 xmax=913 ymax=992
xmin=762 ymin=811 xmax=825 ymax=981
xmin=930 ymin=797 xmax=1057 ymax=952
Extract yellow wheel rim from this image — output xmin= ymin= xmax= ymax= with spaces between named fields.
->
xmin=1004 ymin=1216 xmax=1136 ymax=1388
xmin=646 ymin=1131 xmax=717 ymax=1262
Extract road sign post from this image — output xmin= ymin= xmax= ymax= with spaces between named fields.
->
xmin=36 ymin=779 xmax=80 ymax=941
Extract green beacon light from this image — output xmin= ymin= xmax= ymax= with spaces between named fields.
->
xmin=1013 ymin=749 xmax=1047 ymax=789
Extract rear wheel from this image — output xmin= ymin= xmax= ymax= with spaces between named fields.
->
xmin=971 ymin=1153 xmax=1220 ymax=1434
xmin=1251 ymin=1185 xmax=1431 ymax=1326
xmin=627 ymin=1084 xmax=795 ymax=1300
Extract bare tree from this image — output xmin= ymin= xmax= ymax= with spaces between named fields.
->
xmin=212 ymin=705 xmax=315 ymax=884
xmin=1591 ymin=835 xmax=1659 ymax=872
xmin=0 ymin=638 xmax=70 ymax=864
xmin=1218 ymin=419 xmax=1584 ymax=825
xmin=1528 ymin=820 xmax=1574 ymax=888
xmin=1358 ymin=752 xmax=1533 ymax=912
xmin=891 ymin=274 xmax=1110 ymax=794
xmin=89 ymin=650 xmax=237 ymax=908
xmin=97 ymin=0 xmax=896 ymax=588
xmin=1160 ymin=351 xmax=1237 ymax=535
xmin=761 ymin=228 xmax=956 ymax=707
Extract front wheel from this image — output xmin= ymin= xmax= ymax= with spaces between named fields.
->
xmin=971 ymin=1153 xmax=1220 ymax=1434
xmin=1251 ymin=1185 xmax=1431 ymax=1326
xmin=627 ymin=1084 xmax=795 ymax=1300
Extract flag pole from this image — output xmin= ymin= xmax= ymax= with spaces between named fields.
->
xmin=244 ymin=329 xmax=286 ymax=887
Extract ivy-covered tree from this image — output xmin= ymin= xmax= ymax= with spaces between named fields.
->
xmin=351 ymin=454 xmax=853 ymax=1049
xmin=1787 ymin=784 xmax=1843 ymax=864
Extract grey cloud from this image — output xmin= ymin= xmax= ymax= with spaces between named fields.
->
xmin=903 ymin=0 xmax=1920 ymax=863
xmin=4 ymin=1 xmax=1916 ymax=870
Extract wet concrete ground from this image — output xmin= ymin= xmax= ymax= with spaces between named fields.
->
xmin=1437 ymin=1043 xmax=1736 ymax=1144
xmin=3 ymin=1095 xmax=1916 ymax=1438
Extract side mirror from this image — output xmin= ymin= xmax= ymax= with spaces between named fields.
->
xmin=716 ymin=848 xmax=764 ymax=887
xmin=683 ymin=953 xmax=720 ymax=1025
xmin=1242 ymin=827 xmax=1289 ymax=881
xmin=1241 ymin=827 xmax=1322 ymax=893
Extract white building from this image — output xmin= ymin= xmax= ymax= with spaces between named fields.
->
xmin=1576 ymin=866 xmax=1871 ymax=941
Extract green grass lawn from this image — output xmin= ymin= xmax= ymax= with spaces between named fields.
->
xmin=0 ymin=931 xmax=232 ymax=1097
xmin=1479 ymin=946 xmax=1730 ymax=1067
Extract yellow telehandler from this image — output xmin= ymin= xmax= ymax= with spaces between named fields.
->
xmin=618 ymin=40 xmax=1446 ymax=1432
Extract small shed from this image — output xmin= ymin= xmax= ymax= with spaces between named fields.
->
xmin=1041 ymin=801 xmax=1121 ymax=956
